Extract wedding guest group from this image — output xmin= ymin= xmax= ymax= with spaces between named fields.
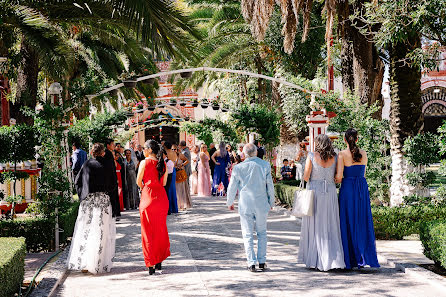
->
xmin=296 ymin=131 xmax=379 ymax=271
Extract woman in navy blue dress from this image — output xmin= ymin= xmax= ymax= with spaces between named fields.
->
xmin=211 ymin=142 xmax=230 ymax=196
xmin=335 ymin=128 xmax=380 ymax=269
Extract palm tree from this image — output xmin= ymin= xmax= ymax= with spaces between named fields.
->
xmin=1 ymin=0 xmax=200 ymax=123
xmin=241 ymin=0 xmax=384 ymax=109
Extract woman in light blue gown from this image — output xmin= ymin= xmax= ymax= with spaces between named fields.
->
xmin=298 ymin=134 xmax=345 ymax=271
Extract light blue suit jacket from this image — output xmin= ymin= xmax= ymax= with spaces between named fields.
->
xmin=227 ymin=157 xmax=275 ymax=214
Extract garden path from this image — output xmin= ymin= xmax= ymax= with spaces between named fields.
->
xmin=55 ymin=196 xmax=445 ymax=297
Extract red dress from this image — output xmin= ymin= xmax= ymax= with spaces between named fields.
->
xmin=140 ymin=159 xmax=171 ymax=267
xmin=116 ymin=162 xmax=124 ymax=211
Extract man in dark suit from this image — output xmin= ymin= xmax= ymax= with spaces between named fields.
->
xmin=98 ymin=138 xmax=121 ymax=220
xmin=208 ymin=143 xmax=217 ymax=179
xmin=252 ymin=140 xmax=265 ymax=160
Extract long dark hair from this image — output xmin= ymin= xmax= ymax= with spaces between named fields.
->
xmin=314 ymin=134 xmax=336 ymax=161
xmin=345 ymin=128 xmax=362 ymax=162
xmin=145 ymin=140 xmax=165 ymax=179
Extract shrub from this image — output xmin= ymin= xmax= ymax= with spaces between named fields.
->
xmin=274 ymin=183 xmax=298 ymax=207
xmin=0 ymin=237 xmax=26 ymax=297
xmin=420 ymin=220 xmax=446 ymax=269
xmin=372 ymin=205 xmax=446 ymax=240
xmin=0 ymin=201 xmax=80 ymax=252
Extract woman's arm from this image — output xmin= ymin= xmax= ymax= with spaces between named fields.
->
xmin=162 ymin=167 xmax=168 ymax=186
xmin=212 ymin=151 xmax=220 ymax=165
xmin=179 ymin=153 xmax=189 ymax=167
xmin=335 ymin=152 xmax=344 ymax=183
xmin=136 ymin=159 xmax=146 ymax=188
xmin=303 ymin=157 xmax=312 ymax=182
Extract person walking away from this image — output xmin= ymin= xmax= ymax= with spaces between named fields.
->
xmin=208 ymin=143 xmax=217 ymax=179
xmin=227 ymin=143 xmax=275 ymax=272
xmin=173 ymin=144 xmax=192 ymax=210
xmin=178 ymin=141 xmax=192 ymax=186
xmin=252 ymin=140 xmax=265 ymax=160
xmin=335 ymin=128 xmax=380 ymax=269
xmin=114 ymin=152 xmax=125 ymax=212
xmin=237 ymin=144 xmax=245 ymax=161
xmin=295 ymin=142 xmax=308 ymax=182
xmin=124 ymin=149 xmax=140 ymax=210
xmin=71 ymin=140 xmax=87 ymax=179
xmin=211 ymin=142 xmax=230 ymax=196
xmin=137 ymin=140 xmax=171 ymax=275
xmin=69 ymin=143 xmax=116 ymax=273
xmin=98 ymin=138 xmax=121 ymax=219
xmin=298 ymin=134 xmax=345 ymax=271
xmin=190 ymin=145 xmax=200 ymax=195
xmin=197 ymin=144 xmax=212 ymax=196
xmin=163 ymin=141 xmax=178 ymax=214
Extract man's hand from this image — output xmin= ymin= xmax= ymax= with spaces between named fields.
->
xmin=228 ymin=204 xmax=235 ymax=211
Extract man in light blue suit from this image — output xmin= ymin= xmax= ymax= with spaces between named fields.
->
xmin=227 ymin=143 xmax=275 ymax=272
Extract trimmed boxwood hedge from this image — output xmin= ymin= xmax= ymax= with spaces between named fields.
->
xmin=420 ymin=220 xmax=446 ymax=269
xmin=274 ymin=183 xmax=298 ymax=207
xmin=372 ymin=205 xmax=446 ymax=240
xmin=0 ymin=237 xmax=26 ymax=297
xmin=0 ymin=201 xmax=80 ymax=252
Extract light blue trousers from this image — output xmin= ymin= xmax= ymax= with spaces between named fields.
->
xmin=239 ymin=211 xmax=268 ymax=266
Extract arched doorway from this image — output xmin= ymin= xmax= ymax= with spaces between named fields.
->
xmin=145 ymin=126 xmax=179 ymax=144
xmin=422 ymin=86 xmax=446 ymax=133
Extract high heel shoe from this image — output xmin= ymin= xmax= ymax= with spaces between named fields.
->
xmin=155 ymin=262 xmax=162 ymax=270
xmin=149 ymin=267 xmax=155 ymax=275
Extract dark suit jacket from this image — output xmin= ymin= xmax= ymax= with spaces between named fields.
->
xmin=98 ymin=149 xmax=117 ymax=193
xmin=75 ymin=159 xmax=106 ymax=202
xmin=209 ymin=147 xmax=217 ymax=169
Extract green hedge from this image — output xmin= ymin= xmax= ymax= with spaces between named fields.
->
xmin=420 ymin=220 xmax=446 ymax=269
xmin=0 ymin=237 xmax=26 ymax=297
xmin=274 ymin=183 xmax=298 ymax=207
xmin=372 ymin=205 xmax=446 ymax=240
xmin=0 ymin=201 xmax=80 ymax=252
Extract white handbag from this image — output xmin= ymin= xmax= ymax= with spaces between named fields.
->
xmin=292 ymin=180 xmax=314 ymax=217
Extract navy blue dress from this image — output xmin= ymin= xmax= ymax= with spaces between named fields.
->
xmin=167 ymin=168 xmax=178 ymax=214
xmin=339 ymin=165 xmax=380 ymax=269
xmin=212 ymin=154 xmax=230 ymax=195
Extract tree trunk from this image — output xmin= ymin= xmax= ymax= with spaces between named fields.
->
xmin=389 ymin=36 xmax=423 ymax=206
xmin=336 ymin=0 xmax=384 ymax=116
xmin=12 ymin=39 xmax=39 ymax=125
xmin=337 ymin=0 xmax=354 ymax=92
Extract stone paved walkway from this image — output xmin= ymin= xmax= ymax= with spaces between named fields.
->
xmin=55 ymin=196 xmax=446 ymax=297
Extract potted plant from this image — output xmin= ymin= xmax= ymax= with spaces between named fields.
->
xmin=109 ymin=88 xmax=119 ymax=96
xmin=191 ymin=98 xmax=199 ymax=107
xmin=124 ymin=124 xmax=130 ymax=131
xmin=200 ymin=99 xmax=209 ymax=109
xmin=147 ymin=98 xmax=156 ymax=111
xmin=179 ymin=101 xmax=186 ymax=106
xmin=221 ymin=103 xmax=229 ymax=112
xmin=184 ymin=116 xmax=190 ymax=121
xmin=143 ymin=77 xmax=156 ymax=85
xmin=119 ymin=71 xmax=137 ymax=88
xmin=169 ymin=98 xmax=177 ymax=106
xmin=180 ymin=71 xmax=192 ymax=78
xmin=136 ymin=102 xmax=144 ymax=110
xmin=211 ymin=99 xmax=220 ymax=110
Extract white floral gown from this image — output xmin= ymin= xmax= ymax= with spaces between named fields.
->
xmin=67 ymin=192 xmax=116 ymax=274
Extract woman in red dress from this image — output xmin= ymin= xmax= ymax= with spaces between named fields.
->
xmin=114 ymin=152 xmax=125 ymax=212
xmin=136 ymin=140 xmax=170 ymax=275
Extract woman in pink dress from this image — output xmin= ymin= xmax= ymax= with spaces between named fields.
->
xmin=197 ymin=144 xmax=212 ymax=196
xmin=190 ymin=145 xmax=199 ymax=195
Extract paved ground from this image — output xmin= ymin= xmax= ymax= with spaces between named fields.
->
xmin=55 ymin=196 xmax=446 ymax=297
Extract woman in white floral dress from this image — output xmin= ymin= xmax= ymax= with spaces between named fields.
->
xmin=68 ymin=143 xmax=116 ymax=274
